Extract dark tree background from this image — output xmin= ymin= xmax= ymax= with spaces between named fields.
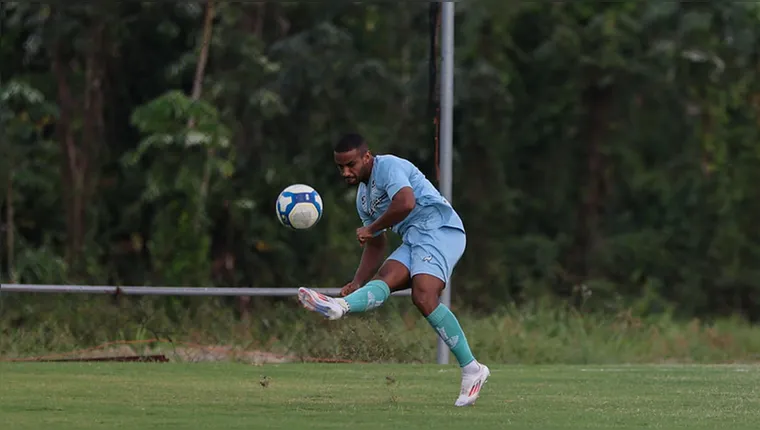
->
xmin=3 ymin=1 xmax=760 ymax=321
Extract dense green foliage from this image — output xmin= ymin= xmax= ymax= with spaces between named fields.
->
xmin=3 ymin=1 xmax=760 ymax=322
xmin=4 ymin=296 xmax=760 ymax=364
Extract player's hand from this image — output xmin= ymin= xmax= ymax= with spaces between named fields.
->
xmin=340 ymin=281 xmax=361 ymax=297
xmin=356 ymin=226 xmax=373 ymax=245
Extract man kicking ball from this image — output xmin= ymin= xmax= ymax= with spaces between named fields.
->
xmin=297 ymin=133 xmax=490 ymax=407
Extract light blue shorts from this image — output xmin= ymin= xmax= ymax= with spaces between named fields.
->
xmin=387 ymin=226 xmax=466 ymax=285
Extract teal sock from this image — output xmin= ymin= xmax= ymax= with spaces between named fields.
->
xmin=426 ymin=304 xmax=476 ymax=367
xmin=344 ymin=280 xmax=390 ymax=313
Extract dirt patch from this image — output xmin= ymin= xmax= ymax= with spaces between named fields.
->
xmin=4 ymin=344 xmax=297 ymax=364
xmin=168 ymin=346 xmax=294 ymax=364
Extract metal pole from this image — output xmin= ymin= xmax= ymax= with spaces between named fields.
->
xmin=436 ymin=0 xmax=455 ymax=365
xmin=0 ymin=284 xmax=412 ymax=296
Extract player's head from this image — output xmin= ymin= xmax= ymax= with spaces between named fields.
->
xmin=334 ymin=132 xmax=373 ymax=185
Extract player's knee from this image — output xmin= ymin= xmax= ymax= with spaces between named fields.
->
xmin=411 ymin=276 xmax=444 ymax=316
xmin=411 ymin=288 xmax=439 ymax=316
xmin=375 ymin=260 xmax=411 ymax=292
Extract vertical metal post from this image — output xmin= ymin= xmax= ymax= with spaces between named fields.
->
xmin=436 ymin=0 xmax=455 ymax=365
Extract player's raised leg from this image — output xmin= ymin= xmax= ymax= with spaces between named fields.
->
xmin=342 ymin=259 xmax=410 ymax=312
xmin=297 ymin=258 xmax=410 ymax=319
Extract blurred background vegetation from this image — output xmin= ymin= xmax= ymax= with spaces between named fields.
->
xmin=3 ymin=1 xmax=760 ymax=362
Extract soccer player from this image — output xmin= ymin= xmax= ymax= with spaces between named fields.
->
xmin=297 ymin=133 xmax=490 ymax=407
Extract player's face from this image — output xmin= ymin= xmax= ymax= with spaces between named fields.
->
xmin=334 ymin=149 xmax=370 ymax=185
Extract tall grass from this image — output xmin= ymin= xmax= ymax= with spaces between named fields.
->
xmin=2 ymin=294 xmax=759 ymax=364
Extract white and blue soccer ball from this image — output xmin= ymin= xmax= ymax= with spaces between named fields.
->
xmin=275 ymin=184 xmax=323 ymax=230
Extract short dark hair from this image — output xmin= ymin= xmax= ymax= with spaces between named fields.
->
xmin=334 ymin=133 xmax=367 ymax=153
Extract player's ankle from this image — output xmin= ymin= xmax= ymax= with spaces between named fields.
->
xmin=336 ymin=298 xmax=350 ymax=313
xmin=461 ymin=359 xmax=480 ymax=374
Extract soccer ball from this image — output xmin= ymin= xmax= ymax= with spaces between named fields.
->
xmin=275 ymin=184 xmax=323 ymax=229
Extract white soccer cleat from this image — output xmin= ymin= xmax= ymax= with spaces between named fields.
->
xmin=455 ymin=362 xmax=490 ymax=407
xmin=297 ymin=287 xmax=349 ymax=320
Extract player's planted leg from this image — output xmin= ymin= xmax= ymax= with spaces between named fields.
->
xmin=412 ymin=274 xmax=490 ymax=407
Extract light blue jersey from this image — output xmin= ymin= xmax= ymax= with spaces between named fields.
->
xmin=355 ymin=155 xmax=466 ymax=284
xmin=355 ymin=155 xmax=464 ymax=237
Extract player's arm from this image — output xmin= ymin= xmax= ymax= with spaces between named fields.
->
xmin=350 ymin=232 xmax=387 ymax=286
xmin=366 ymin=187 xmax=415 ymax=235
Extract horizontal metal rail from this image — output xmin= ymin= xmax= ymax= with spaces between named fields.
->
xmin=0 ymin=284 xmax=412 ymax=297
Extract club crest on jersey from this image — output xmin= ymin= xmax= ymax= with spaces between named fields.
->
xmin=367 ymin=193 xmax=386 ymax=217
xmin=361 ymin=182 xmax=386 ymax=218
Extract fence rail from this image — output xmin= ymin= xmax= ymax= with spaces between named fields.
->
xmin=0 ymin=284 xmax=412 ymax=297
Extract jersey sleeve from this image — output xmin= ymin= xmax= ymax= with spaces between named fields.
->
xmin=377 ymin=157 xmax=413 ymax=200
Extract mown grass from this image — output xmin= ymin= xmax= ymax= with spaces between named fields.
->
xmin=2 ymin=294 xmax=760 ymax=364
xmin=2 ymin=363 xmax=760 ymax=429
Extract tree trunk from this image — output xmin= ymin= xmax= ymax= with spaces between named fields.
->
xmin=240 ymin=3 xmax=266 ymax=42
xmin=50 ymin=16 xmax=107 ymax=273
xmin=51 ymin=43 xmax=84 ymax=269
xmin=431 ymin=3 xmax=441 ymax=183
xmin=6 ymin=175 xmax=15 ymax=283
xmin=190 ymin=0 xmax=215 ymax=104
xmin=276 ymin=3 xmax=291 ymax=37
xmin=567 ymin=80 xmax=612 ymax=293
xmin=190 ymin=0 xmax=216 ymax=231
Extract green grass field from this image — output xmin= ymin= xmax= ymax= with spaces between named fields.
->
xmin=1 ymin=363 xmax=759 ymax=429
